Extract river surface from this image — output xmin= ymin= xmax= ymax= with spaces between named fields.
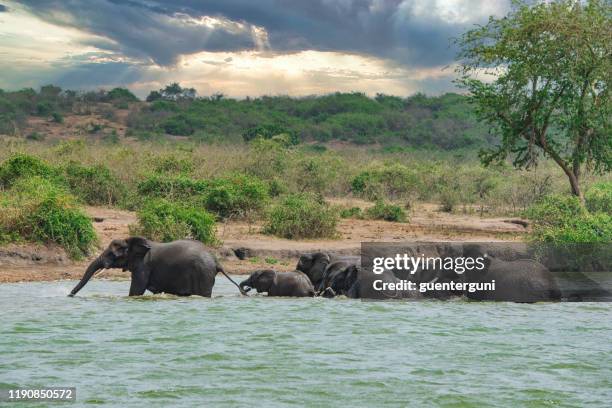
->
xmin=1 ymin=278 xmax=611 ymax=407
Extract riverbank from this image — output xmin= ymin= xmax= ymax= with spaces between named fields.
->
xmin=0 ymin=202 xmax=527 ymax=283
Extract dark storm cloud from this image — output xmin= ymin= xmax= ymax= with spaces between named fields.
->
xmin=18 ymin=0 xmax=260 ymax=65
xmin=17 ymin=0 xmax=502 ymax=68
xmin=0 ymin=4 xmax=8 ymax=12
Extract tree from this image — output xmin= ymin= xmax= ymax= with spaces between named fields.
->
xmin=456 ymin=0 xmax=611 ymax=202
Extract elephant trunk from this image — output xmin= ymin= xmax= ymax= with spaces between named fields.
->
xmin=239 ymin=280 xmax=252 ymax=294
xmin=68 ymin=256 xmax=105 ymax=297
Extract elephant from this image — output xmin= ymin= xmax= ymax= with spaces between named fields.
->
xmin=239 ymin=270 xmax=315 ymax=297
xmin=69 ymin=237 xmax=245 ymax=297
xmin=319 ymin=264 xmax=419 ymax=300
xmin=296 ymin=252 xmax=360 ymax=288
xmin=462 ymin=244 xmax=561 ymax=302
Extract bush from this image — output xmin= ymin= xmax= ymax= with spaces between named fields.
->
xmin=26 ymin=132 xmax=45 ymax=141
xmin=526 ymin=195 xmax=611 ymax=243
xmin=0 ymin=177 xmax=97 ymax=259
xmin=351 ymin=163 xmax=420 ymax=200
xmin=51 ymin=112 xmax=63 ymax=123
xmin=163 ymin=115 xmax=194 ymax=135
xmin=0 ymin=153 xmax=61 ymax=188
xmin=137 ymin=175 xmax=209 ymax=200
xmin=365 ymin=200 xmax=408 ymax=222
xmin=439 ymin=188 xmax=460 ymax=213
xmin=339 ymin=206 xmax=362 ymax=219
xmin=130 ymin=199 xmax=216 ymax=244
xmin=263 ymin=193 xmax=338 ymax=239
xmin=525 ymin=194 xmax=586 ymax=228
xmin=202 ymin=174 xmax=268 ymax=219
xmin=585 ymin=182 xmax=612 ymax=214
xmin=63 ymin=162 xmax=126 ymax=205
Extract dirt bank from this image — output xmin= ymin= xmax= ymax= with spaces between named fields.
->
xmin=0 ymin=202 xmax=526 ymax=283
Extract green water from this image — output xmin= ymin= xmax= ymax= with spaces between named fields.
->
xmin=1 ymin=278 xmax=611 ymax=407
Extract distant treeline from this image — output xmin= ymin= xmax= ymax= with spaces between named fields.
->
xmin=0 ymin=83 xmax=493 ymax=149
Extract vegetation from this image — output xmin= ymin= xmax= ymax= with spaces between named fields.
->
xmin=0 ymin=177 xmax=97 ymax=258
xmin=263 ymin=193 xmax=338 ymax=239
xmin=585 ymin=182 xmax=612 ymax=214
xmin=63 ymin=162 xmax=126 ymax=206
xmin=364 ymin=200 xmax=408 ymax=223
xmin=526 ymin=189 xmax=611 ymax=243
xmin=129 ymin=198 xmax=216 ymax=244
xmin=457 ymin=0 xmax=611 ymax=201
xmin=0 ymin=84 xmax=492 ymax=149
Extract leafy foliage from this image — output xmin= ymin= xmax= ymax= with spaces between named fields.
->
xmin=0 ymin=153 xmax=62 ymax=188
xmin=585 ymin=182 xmax=612 ymax=214
xmin=526 ymin=194 xmax=611 ymax=243
xmin=130 ymin=198 xmax=216 ymax=244
xmin=0 ymin=177 xmax=97 ymax=259
xmin=456 ymin=0 xmax=611 ymax=198
xmin=263 ymin=193 xmax=338 ymax=239
xmin=201 ymin=174 xmax=269 ymax=219
xmin=364 ymin=200 xmax=408 ymax=222
xmin=63 ymin=162 xmax=126 ymax=206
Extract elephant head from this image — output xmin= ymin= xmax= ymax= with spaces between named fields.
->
xmin=69 ymin=237 xmax=151 ymax=296
xmin=296 ymin=252 xmax=331 ymax=286
xmin=319 ymin=264 xmax=359 ymax=297
xmin=239 ymin=270 xmax=276 ymax=294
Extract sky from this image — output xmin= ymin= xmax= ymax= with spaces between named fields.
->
xmin=0 ymin=0 xmax=510 ymax=98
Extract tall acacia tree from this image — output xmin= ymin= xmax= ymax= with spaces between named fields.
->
xmin=456 ymin=0 xmax=611 ymax=202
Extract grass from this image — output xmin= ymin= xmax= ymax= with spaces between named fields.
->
xmin=0 ymin=137 xmax=609 ymax=245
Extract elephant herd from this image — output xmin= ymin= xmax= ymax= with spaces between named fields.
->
xmin=69 ymin=237 xmax=611 ymax=303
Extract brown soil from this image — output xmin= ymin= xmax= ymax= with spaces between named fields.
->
xmin=0 ymin=201 xmax=527 ymax=283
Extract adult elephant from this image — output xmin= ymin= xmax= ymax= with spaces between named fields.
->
xmin=462 ymin=244 xmax=561 ymax=302
xmin=68 ymin=237 xmax=245 ymax=297
xmin=297 ymin=252 xmax=360 ymax=288
xmin=319 ymin=264 xmax=419 ymax=300
xmin=239 ymin=270 xmax=315 ymax=297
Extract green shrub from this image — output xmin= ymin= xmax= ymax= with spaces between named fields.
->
xmin=202 ymin=174 xmax=269 ymax=219
xmin=243 ymin=124 xmax=298 ymax=144
xmin=0 ymin=177 xmax=97 ymax=259
xmin=163 ymin=115 xmax=194 ymax=135
xmin=351 ymin=163 xmax=420 ymax=200
xmin=365 ymin=200 xmax=408 ymax=222
xmin=152 ymin=155 xmax=194 ymax=174
xmin=585 ymin=182 xmax=612 ymax=214
xmin=0 ymin=153 xmax=62 ymax=188
xmin=525 ymin=194 xmax=586 ymax=228
xmin=26 ymin=132 xmax=45 ymax=141
xmin=130 ymin=198 xmax=216 ymax=244
xmin=526 ymin=195 xmax=611 ymax=243
xmin=137 ymin=175 xmax=209 ymax=200
xmin=51 ymin=112 xmax=63 ymax=123
xmin=439 ymin=188 xmax=460 ymax=213
xmin=339 ymin=206 xmax=362 ymax=219
xmin=263 ymin=193 xmax=338 ymax=239
xmin=63 ymin=162 xmax=126 ymax=205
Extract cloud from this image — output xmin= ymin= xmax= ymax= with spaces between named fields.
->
xmin=1 ymin=0 xmax=510 ymax=95
xmin=17 ymin=0 xmax=268 ymax=65
xmin=0 ymin=4 xmax=7 ymax=12
xmin=16 ymin=0 xmax=508 ymax=68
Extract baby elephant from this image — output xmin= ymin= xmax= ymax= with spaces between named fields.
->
xmin=239 ymin=270 xmax=315 ymax=297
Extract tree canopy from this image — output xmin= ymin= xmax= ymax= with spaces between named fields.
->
xmin=456 ymin=0 xmax=611 ymax=200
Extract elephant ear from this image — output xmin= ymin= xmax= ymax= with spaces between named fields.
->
xmin=126 ymin=237 xmax=152 ymax=269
